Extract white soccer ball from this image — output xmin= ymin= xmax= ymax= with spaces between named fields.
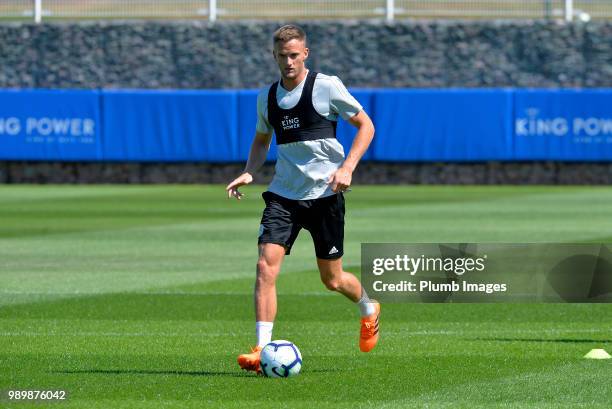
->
xmin=260 ymin=340 xmax=302 ymax=378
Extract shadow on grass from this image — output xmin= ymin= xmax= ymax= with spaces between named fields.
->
xmin=473 ymin=338 xmax=612 ymax=344
xmin=54 ymin=369 xmax=253 ymax=378
xmin=54 ymin=368 xmax=342 ymax=377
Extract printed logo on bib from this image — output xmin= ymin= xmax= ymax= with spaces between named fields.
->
xmin=281 ymin=115 xmax=300 ymax=130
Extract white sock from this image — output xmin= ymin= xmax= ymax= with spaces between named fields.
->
xmin=256 ymin=321 xmax=273 ymax=347
xmin=357 ymin=291 xmax=376 ymax=317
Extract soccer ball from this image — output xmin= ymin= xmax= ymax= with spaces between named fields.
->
xmin=260 ymin=340 xmax=302 ymax=378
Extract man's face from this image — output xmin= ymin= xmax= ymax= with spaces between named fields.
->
xmin=273 ymin=39 xmax=309 ymax=81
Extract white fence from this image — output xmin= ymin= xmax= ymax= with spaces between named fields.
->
xmin=1 ymin=1 xmax=609 ymax=23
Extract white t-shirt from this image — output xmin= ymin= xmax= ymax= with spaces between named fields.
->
xmin=255 ymin=71 xmax=363 ymax=200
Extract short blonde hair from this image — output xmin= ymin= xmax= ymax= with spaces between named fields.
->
xmin=273 ymin=25 xmax=307 ymax=46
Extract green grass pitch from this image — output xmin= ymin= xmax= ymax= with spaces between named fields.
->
xmin=0 ymin=184 xmax=610 ymax=408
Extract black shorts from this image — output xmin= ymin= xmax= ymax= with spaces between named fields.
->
xmin=258 ymin=191 xmax=345 ymax=259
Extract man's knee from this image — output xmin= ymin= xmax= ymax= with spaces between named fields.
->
xmin=318 ymin=258 xmax=344 ymax=292
xmin=321 ymin=275 xmax=342 ymax=292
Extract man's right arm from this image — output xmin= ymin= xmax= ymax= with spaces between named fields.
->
xmin=225 ymin=132 xmax=272 ymax=200
xmin=244 ymin=132 xmax=273 ymax=175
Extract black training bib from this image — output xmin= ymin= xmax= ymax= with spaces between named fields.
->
xmin=267 ymin=71 xmax=337 ymax=145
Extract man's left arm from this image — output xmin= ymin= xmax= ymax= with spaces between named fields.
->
xmin=328 ymin=110 xmax=375 ymax=193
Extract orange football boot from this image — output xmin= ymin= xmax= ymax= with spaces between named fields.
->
xmin=237 ymin=346 xmax=262 ymax=374
xmin=359 ymin=303 xmax=380 ymax=352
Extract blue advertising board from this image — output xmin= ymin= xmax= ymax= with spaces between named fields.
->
xmin=102 ymin=90 xmax=238 ymax=162
xmin=0 ymin=89 xmax=102 ymax=160
xmin=0 ymin=88 xmax=610 ymax=162
xmin=514 ymin=90 xmax=612 ymax=161
xmin=373 ymin=89 xmax=514 ymax=161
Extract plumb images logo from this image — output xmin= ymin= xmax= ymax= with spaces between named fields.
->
xmin=369 ymin=249 xmax=491 ymax=301
xmin=361 ymin=243 xmax=612 ymax=303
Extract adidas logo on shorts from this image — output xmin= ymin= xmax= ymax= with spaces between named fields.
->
xmin=329 ymin=246 xmax=338 ymax=255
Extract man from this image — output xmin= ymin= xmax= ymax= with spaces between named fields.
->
xmin=226 ymin=24 xmax=378 ymax=374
